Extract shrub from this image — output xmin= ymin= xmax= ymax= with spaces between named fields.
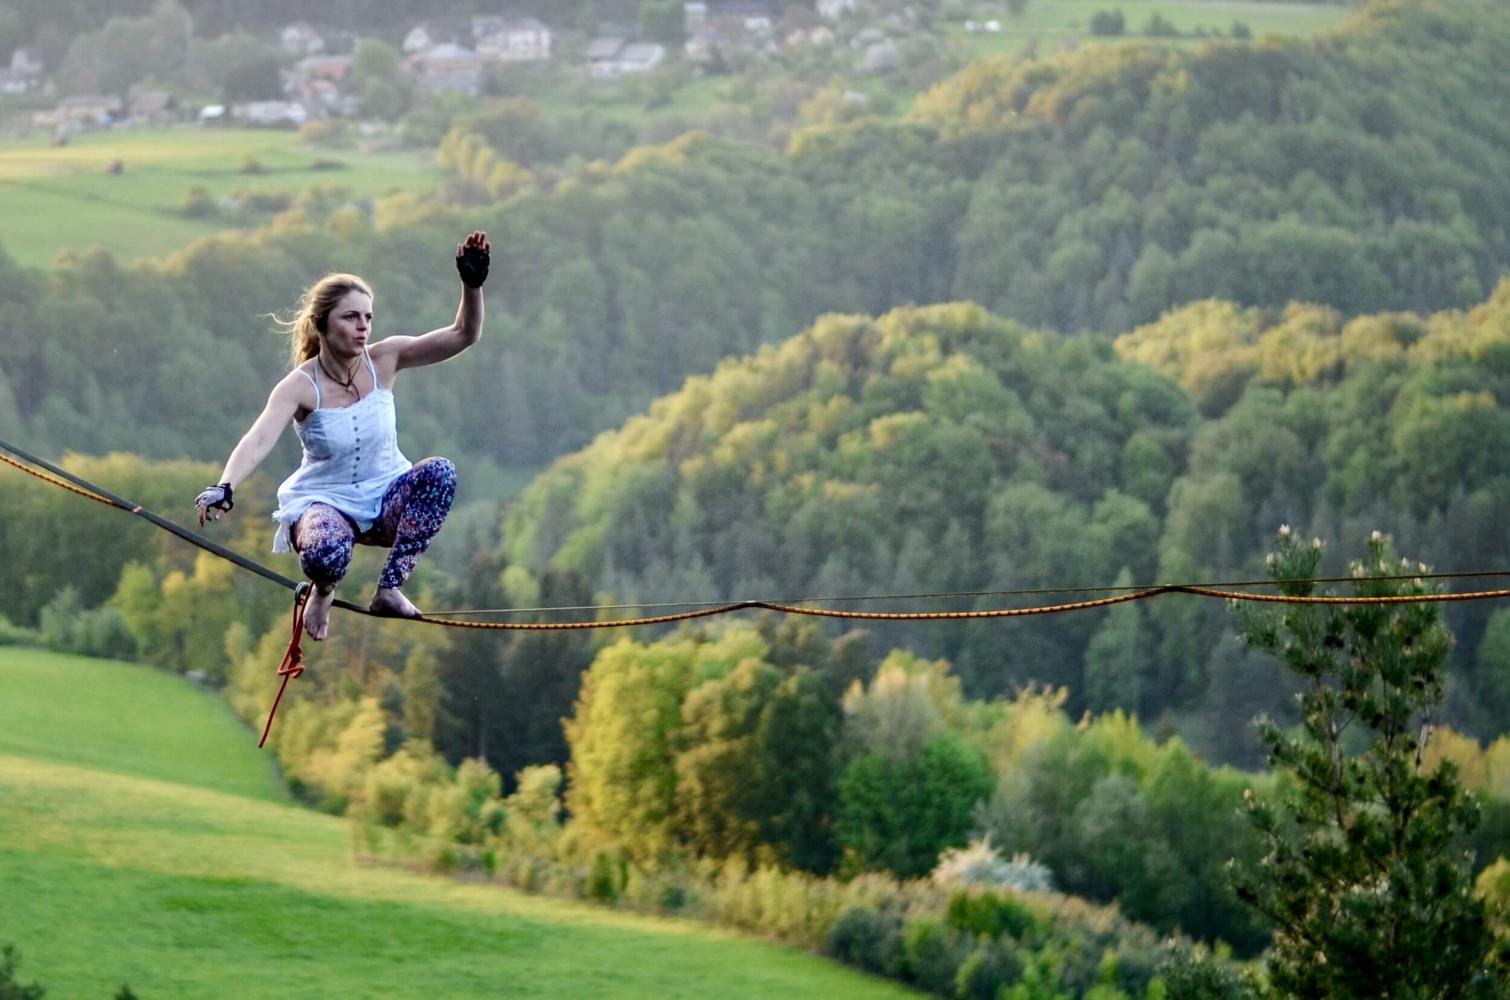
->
xmin=1089 ymin=9 xmax=1125 ymax=37
xmin=237 ymin=153 xmax=265 ymax=174
xmin=826 ymin=906 xmax=905 ymax=977
xmin=0 ymin=944 xmax=44 ymax=1000
xmin=946 ymin=889 xmax=1039 ymax=940
xmin=0 ymin=614 xmax=39 ymax=647
xmin=299 ymin=118 xmax=347 ymax=146
xmin=179 ymin=185 xmax=217 ymax=217
xmin=955 ymin=940 xmax=1025 ymax=1000
xmin=933 ymin=837 xmax=1054 ymax=892
xmin=36 ymin=587 xmax=128 ymax=656
xmin=587 ymin=850 xmax=623 ymax=902
xmin=902 ymin=918 xmax=972 ymax=994
xmin=1144 ymin=12 xmax=1179 ymax=37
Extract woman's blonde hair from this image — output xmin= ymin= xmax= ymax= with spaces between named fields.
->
xmin=278 ymin=273 xmax=373 ymax=367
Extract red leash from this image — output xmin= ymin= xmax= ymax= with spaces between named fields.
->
xmin=258 ymin=583 xmax=312 ymax=748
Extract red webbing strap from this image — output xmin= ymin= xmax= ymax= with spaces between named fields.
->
xmin=258 ymin=583 xmax=312 ymax=749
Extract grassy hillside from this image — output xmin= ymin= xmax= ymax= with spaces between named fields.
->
xmin=947 ymin=0 xmax=1355 ymax=57
xmin=0 ymin=646 xmax=915 ymax=999
xmin=0 ymin=127 xmax=441 ymax=270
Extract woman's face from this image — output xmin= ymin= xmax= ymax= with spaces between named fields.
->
xmin=323 ymin=290 xmax=373 ymax=355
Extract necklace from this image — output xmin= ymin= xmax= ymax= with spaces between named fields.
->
xmin=317 ymin=353 xmax=361 ymax=399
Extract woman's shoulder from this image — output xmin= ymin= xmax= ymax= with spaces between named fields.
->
xmin=271 ymin=363 xmax=320 ymax=410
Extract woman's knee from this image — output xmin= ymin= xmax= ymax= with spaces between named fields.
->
xmin=415 ymin=456 xmax=457 ymax=488
xmin=300 ymin=536 xmax=352 ymax=584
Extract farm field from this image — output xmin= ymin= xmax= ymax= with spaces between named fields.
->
xmin=0 ymin=126 xmax=442 ymax=270
xmin=0 ymin=647 xmax=917 ymax=999
xmin=947 ymin=0 xmax=1357 ymax=57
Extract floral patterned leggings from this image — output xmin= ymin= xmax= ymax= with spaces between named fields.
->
xmin=293 ymin=457 xmax=457 ymax=591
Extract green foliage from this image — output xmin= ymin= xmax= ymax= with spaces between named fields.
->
xmin=0 ymin=945 xmax=44 ymax=1000
xmin=985 ymin=711 xmax=1269 ymax=953
xmin=37 ymin=587 xmax=136 ymax=661
xmin=836 ymin=733 xmax=994 ymax=878
xmin=675 ymin=660 xmax=841 ymax=871
xmin=351 ymin=39 xmax=412 ymax=121
xmin=1090 ymin=10 xmax=1126 ymax=37
xmin=1232 ymin=529 xmax=1506 ymax=997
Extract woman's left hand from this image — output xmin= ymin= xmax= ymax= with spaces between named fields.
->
xmin=456 ymin=231 xmax=491 ymax=288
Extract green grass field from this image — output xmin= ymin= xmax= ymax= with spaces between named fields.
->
xmin=0 ymin=647 xmax=916 ymax=999
xmin=0 ymin=126 xmax=441 ymax=271
xmin=948 ymin=0 xmax=1358 ymax=58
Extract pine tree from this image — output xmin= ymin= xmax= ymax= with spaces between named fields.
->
xmin=1231 ymin=528 xmax=1507 ymax=998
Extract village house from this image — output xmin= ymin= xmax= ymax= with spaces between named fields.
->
xmin=586 ymin=37 xmax=667 ymax=79
xmin=0 ymin=48 xmax=45 ymax=94
xmin=683 ymin=0 xmax=778 ymax=61
xmin=406 ymin=43 xmax=483 ymax=95
xmin=233 ymin=100 xmax=309 ymax=127
xmin=127 ymin=89 xmax=179 ymax=125
xmin=280 ymin=22 xmax=326 ymax=58
xmin=586 ymin=36 xmax=627 ymax=78
xmin=817 ymin=0 xmax=859 ymax=19
xmin=34 ymin=95 xmax=124 ymax=129
xmin=402 ymin=24 xmax=435 ymax=54
xmin=476 ymin=17 xmax=553 ymax=62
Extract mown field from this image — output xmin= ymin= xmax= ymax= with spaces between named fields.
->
xmin=0 ymin=126 xmax=442 ymax=270
xmin=948 ymin=0 xmax=1358 ymax=56
xmin=0 ymin=647 xmax=916 ymax=999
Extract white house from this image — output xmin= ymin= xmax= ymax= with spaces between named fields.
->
xmin=402 ymin=25 xmax=434 ymax=54
xmin=476 ymin=17 xmax=553 ymax=62
xmin=235 ymin=100 xmax=308 ymax=126
xmin=615 ymin=42 xmax=666 ymax=74
xmin=586 ymin=37 xmax=627 ymax=78
xmin=280 ymin=22 xmax=326 ymax=57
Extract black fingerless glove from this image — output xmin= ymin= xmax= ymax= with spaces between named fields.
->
xmin=456 ymin=245 xmax=490 ymax=288
xmin=197 ymin=482 xmax=234 ymax=512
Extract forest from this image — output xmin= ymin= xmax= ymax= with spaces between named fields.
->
xmin=2 ymin=0 xmax=1509 ymax=995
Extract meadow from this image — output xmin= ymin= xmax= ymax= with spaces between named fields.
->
xmin=0 ymin=647 xmax=916 ymax=999
xmin=948 ymin=0 xmax=1358 ymax=57
xmin=0 ymin=126 xmax=442 ymax=271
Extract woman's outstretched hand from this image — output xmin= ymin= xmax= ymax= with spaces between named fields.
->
xmin=455 ymin=231 xmax=491 ymax=288
xmin=195 ymin=482 xmax=234 ymax=526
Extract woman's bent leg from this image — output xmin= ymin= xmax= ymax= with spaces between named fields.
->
xmin=294 ymin=504 xmax=356 ymax=587
xmin=293 ymin=503 xmax=355 ymax=640
xmin=371 ymin=457 xmax=457 ymax=591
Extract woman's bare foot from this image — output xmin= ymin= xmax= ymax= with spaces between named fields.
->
xmin=369 ymin=587 xmax=422 ymax=619
xmin=305 ymin=584 xmax=336 ymax=640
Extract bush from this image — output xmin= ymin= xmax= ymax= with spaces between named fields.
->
xmin=933 ymin=837 xmax=1054 ymax=892
xmin=902 ymin=918 xmax=972 ymax=994
xmin=1089 ymin=9 xmax=1126 ymax=36
xmin=299 ymin=118 xmax=347 ymax=146
xmin=230 ymin=189 xmax=293 ymax=215
xmin=946 ymin=889 xmax=1039 ymax=940
xmin=1231 ymin=20 xmax=1252 ymax=40
xmin=1154 ymin=943 xmax=1254 ymax=999
xmin=0 ymin=614 xmax=39 ymax=647
xmin=237 ymin=153 xmax=265 ymax=174
xmin=826 ymin=906 xmax=905 ymax=977
xmin=587 ymin=850 xmax=623 ymax=902
xmin=1144 ymin=12 xmax=1179 ymax=37
xmin=955 ymin=940 xmax=1025 ymax=1000
xmin=178 ymin=185 xmax=216 ymax=218
xmin=0 ymin=944 xmax=44 ymax=1000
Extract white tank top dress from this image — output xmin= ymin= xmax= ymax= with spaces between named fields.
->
xmin=270 ymin=349 xmax=412 ymax=553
